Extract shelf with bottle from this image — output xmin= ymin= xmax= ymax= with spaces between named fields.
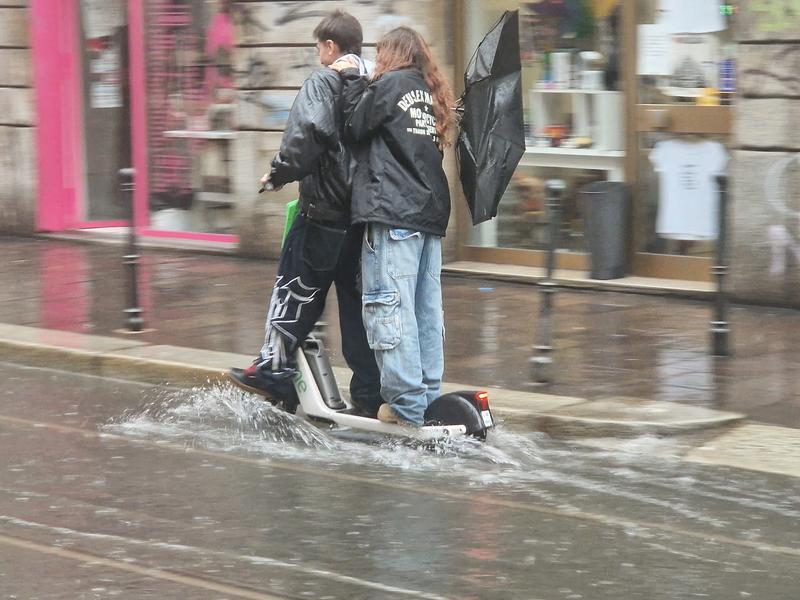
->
xmin=519 ymin=146 xmax=625 ymax=182
xmin=528 ymin=88 xmax=624 ymax=153
xmin=532 ymin=87 xmax=611 ymax=94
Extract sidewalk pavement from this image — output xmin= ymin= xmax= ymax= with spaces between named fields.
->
xmin=0 ymin=236 xmax=798 ymax=441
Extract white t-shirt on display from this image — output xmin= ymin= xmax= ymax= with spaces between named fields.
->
xmin=649 ymin=139 xmax=728 ymax=240
xmin=658 ymin=0 xmax=726 ymax=34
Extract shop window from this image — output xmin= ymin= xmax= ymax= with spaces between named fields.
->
xmin=78 ymin=0 xmax=131 ymax=222
xmin=637 ymin=0 xmax=738 ymax=106
xmin=144 ymin=0 xmax=237 ymax=234
xmin=636 ymin=1 xmax=737 ymax=261
xmin=464 ymin=0 xmax=626 ymax=253
xmin=637 ymin=132 xmax=729 ymax=258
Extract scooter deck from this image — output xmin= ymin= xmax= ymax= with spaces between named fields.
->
xmin=300 ymin=407 xmax=468 ymax=441
xmin=293 ymin=350 xmax=475 ymax=440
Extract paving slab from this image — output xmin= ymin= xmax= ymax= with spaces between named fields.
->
xmin=532 ymin=396 xmax=745 ymax=437
xmin=443 ymin=261 xmax=714 ymax=297
xmin=0 ymin=323 xmax=145 ymax=352
xmin=684 ymin=424 xmax=800 ymax=478
xmin=100 ymin=344 xmax=245 ymax=386
xmin=0 ymin=323 xmax=147 ymax=374
xmin=333 ymin=365 xmax=587 ymax=420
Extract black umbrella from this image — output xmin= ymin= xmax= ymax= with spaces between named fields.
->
xmin=456 ymin=10 xmax=526 ymax=225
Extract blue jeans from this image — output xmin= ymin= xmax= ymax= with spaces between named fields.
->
xmin=361 ymin=224 xmax=444 ymax=425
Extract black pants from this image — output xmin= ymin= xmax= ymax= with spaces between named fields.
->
xmin=259 ymin=213 xmax=381 ymax=413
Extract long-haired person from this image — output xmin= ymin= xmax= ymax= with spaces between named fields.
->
xmin=332 ymin=27 xmax=456 ymax=426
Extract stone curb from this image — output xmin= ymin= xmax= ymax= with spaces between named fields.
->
xmin=532 ymin=413 xmax=744 ymax=438
xmin=0 ymin=324 xmax=746 ymax=438
xmin=442 ymin=263 xmax=714 ymax=300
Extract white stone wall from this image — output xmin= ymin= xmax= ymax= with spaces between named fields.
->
xmin=0 ymin=3 xmax=36 ymax=234
xmin=733 ymin=3 xmax=800 ymax=305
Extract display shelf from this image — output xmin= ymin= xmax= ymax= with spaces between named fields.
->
xmin=519 ymin=147 xmax=625 ymax=181
xmin=163 ymin=129 xmax=236 ymax=140
xmin=532 ymin=87 xmax=610 ymax=94
xmin=522 ymin=147 xmax=626 ymax=158
xmin=529 ymin=89 xmax=624 ymax=151
xmin=196 ymin=191 xmax=234 ymax=205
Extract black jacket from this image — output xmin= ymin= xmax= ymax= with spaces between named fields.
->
xmin=269 ymin=68 xmax=352 ymax=223
xmin=340 ymin=68 xmax=451 ymax=236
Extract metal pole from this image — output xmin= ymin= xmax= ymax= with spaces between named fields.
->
xmin=711 ymin=174 xmax=730 ymax=356
xmin=531 ymin=179 xmax=566 ymax=383
xmin=119 ymin=168 xmax=144 ymax=332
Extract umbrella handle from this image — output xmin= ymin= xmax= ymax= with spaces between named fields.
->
xmin=453 ymin=99 xmax=465 ymax=122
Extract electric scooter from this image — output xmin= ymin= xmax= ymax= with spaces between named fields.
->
xmin=244 ymin=183 xmax=494 ymax=441
xmin=232 ymin=329 xmax=494 ymax=442
xmin=291 ymin=333 xmax=494 ymax=441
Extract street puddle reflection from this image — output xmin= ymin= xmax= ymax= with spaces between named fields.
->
xmin=104 ymin=383 xmax=800 ymax=533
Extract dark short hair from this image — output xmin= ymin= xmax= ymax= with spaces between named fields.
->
xmin=313 ymin=10 xmax=363 ymax=55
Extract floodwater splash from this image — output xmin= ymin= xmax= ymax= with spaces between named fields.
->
xmin=107 ymin=382 xmax=336 ymax=450
xmin=105 ymin=382 xmax=530 ymax=473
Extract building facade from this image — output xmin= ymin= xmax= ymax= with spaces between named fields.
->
xmin=1 ymin=1 xmax=799 ymax=306
xmin=0 ymin=1 xmax=36 ymax=233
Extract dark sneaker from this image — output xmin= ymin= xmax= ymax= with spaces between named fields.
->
xmin=348 ymin=396 xmax=381 ymax=419
xmin=338 ymin=406 xmax=373 ymax=417
xmin=228 ymin=361 xmax=299 ymax=412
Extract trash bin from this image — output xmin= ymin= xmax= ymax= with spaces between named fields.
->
xmin=580 ymin=181 xmax=629 ymax=280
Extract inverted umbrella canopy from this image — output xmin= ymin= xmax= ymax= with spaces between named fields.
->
xmin=456 ymin=10 xmax=526 ymax=225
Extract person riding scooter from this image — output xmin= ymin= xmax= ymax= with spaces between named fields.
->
xmin=228 ymin=10 xmax=381 ymax=418
xmin=332 ymin=27 xmax=456 ymax=427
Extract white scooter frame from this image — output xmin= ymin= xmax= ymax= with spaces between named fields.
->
xmin=291 ymin=335 xmax=494 ymax=442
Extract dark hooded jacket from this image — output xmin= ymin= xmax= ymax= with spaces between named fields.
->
xmin=268 ymin=68 xmax=352 ymax=223
xmin=340 ymin=67 xmax=450 ymax=236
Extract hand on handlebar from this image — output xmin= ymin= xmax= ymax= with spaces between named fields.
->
xmin=258 ymin=173 xmax=283 ymax=194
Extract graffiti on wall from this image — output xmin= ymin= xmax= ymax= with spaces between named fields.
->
xmin=234 ymin=0 xmax=428 ymax=55
xmin=750 ymin=0 xmax=800 ymax=34
xmin=741 ymin=46 xmax=800 ymax=96
xmin=764 ymin=155 xmax=800 ymax=276
xmin=232 ymin=0 xmax=423 ymax=128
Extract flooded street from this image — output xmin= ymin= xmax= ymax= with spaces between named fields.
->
xmin=1 ymin=362 xmax=798 ymax=599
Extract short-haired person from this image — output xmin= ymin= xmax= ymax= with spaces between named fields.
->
xmin=332 ymin=27 xmax=456 ymax=426
xmin=229 ymin=11 xmax=382 ymax=417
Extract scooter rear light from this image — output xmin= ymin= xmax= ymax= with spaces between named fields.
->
xmin=474 ymin=391 xmax=490 ymax=411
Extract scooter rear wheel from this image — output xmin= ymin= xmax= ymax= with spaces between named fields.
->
xmin=424 ymin=393 xmax=487 ymax=440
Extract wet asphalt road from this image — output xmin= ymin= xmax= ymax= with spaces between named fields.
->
xmin=0 ymin=363 xmax=798 ymax=599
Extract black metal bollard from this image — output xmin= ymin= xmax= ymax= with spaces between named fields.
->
xmin=710 ymin=174 xmax=730 ymax=356
xmin=119 ymin=168 xmax=144 ymax=332
xmin=531 ymin=179 xmax=566 ymax=383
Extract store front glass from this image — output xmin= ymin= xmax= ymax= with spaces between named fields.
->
xmin=78 ymin=0 xmax=131 ymax=223
xmin=463 ymin=0 xmax=627 ymax=264
xmin=142 ymin=0 xmax=237 ymax=235
xmin=633 ymin=1 xmax=737 ymax=279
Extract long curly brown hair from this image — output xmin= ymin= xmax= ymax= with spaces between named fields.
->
xmin=372 ymin=27 xmax=456 ymax=148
